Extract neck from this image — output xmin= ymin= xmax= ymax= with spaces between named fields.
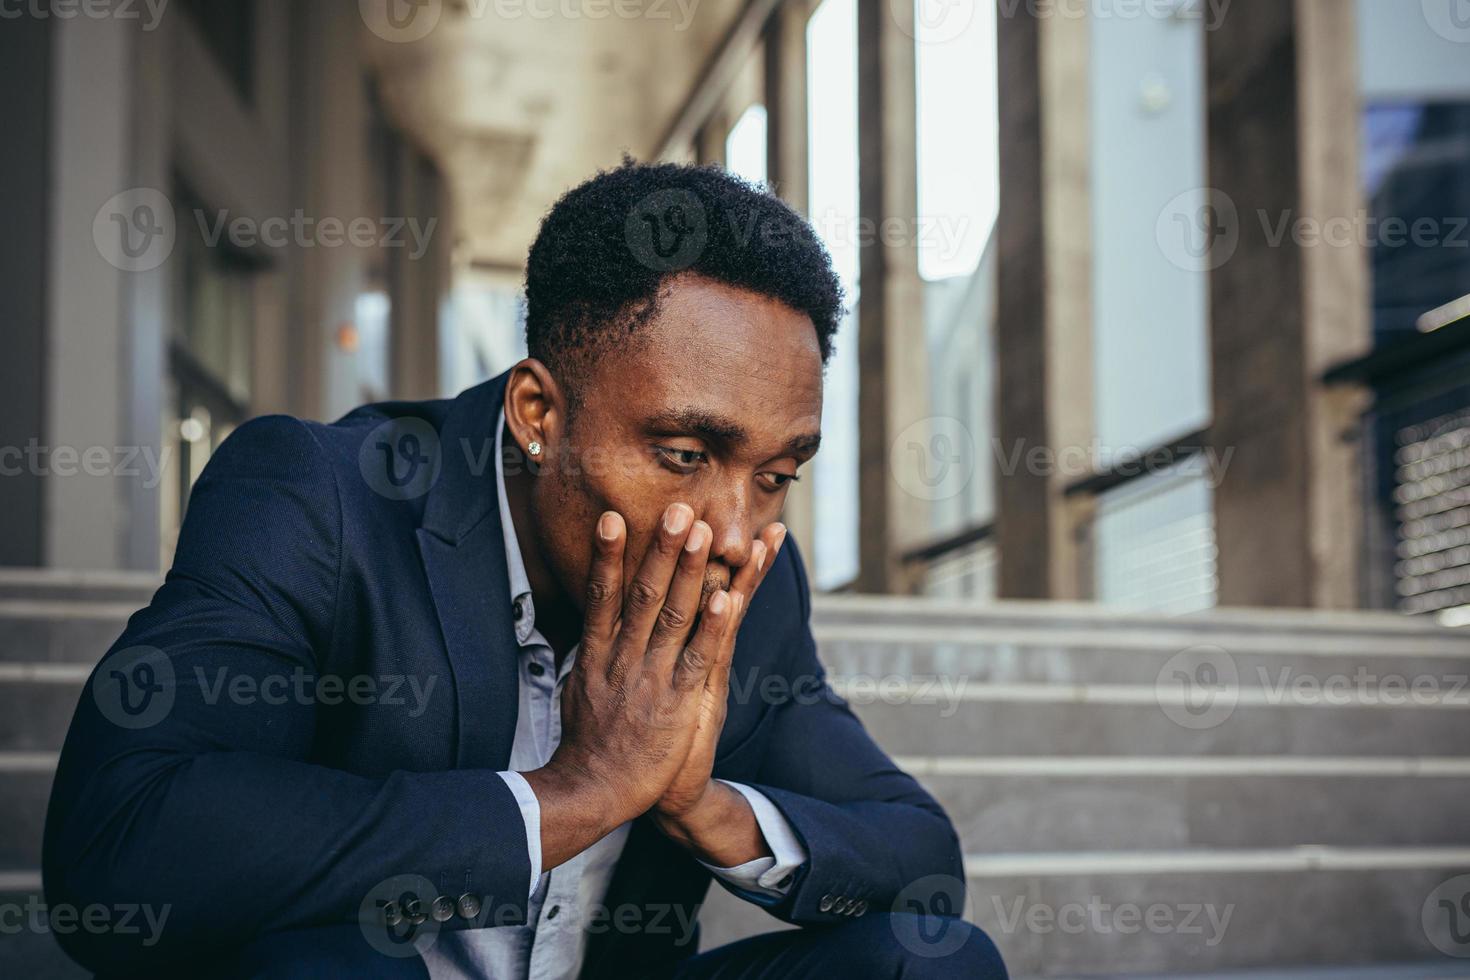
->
xmin=503 ymin=433 xmax=582 ymax=657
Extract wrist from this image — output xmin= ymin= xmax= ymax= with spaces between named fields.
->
xmin=526 ymin=757 xmax=632 ymax=836
xmin=652 ymin=779 xmax=723 ymax=841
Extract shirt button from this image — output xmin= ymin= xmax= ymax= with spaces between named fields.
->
xmin=513 ymin=599 xmax=524 ymax=619
xmin=546 ymin=904 xmax=560 ymax=920
xmin=528 ymin=661 xmax=546 ymax=677
xmin=776 ymin=873 xmax=794 ymax=889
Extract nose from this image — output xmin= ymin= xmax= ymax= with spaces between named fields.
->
xmin=701 ymin=481 xmax=754 ymax=572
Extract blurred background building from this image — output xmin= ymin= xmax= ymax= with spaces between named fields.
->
xmin=3 ymin=0 xmax=1470 ymax=976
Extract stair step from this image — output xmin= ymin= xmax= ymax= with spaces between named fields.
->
xmin=0 ymin=603 xmax=132 ymax=664
xmin=810 ymin=595 xmax=1469 ymax=647
xmin=845 ymin=693 xmax=1470 ymax=757
xmin=0 ymin=568 xmax=159 ymax=606
xmin=965 ymin=855 xmax=1470 ymax=976
xmin=902 ymin=760 xmax=1470 ymax=852
xmin=816 ymin=635 xmax=1470 ymax=686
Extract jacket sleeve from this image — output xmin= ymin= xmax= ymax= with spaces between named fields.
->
xmin=733 ymin=544 xmax=967 ymax=925
xmin=42 ymin=416 xmax=532 ymax=974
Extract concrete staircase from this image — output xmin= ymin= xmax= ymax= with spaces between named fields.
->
xmin=0 ymin=569 xmax=160 ymax=979
xmin=3 ymin=572 xmax=1468 ymax=976
xmin=702 ymin=595 xmax=1470 ymax=976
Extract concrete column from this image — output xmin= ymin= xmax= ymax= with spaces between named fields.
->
xmin=1205 ymin=0 xmax=1369 ymax=608
xmin=993 ymin=2 xmax=1094 ymax=599
xmin=0 ymin=14 xmax=51 ymax=567
xmin=764 ymin=0 xmax=818 ymax=577
xmin=854 ymin=0 xmax=927 ymax=594
xmin=390 ymin=147 xmax=449 ymax=401
xmin=291 ymin=0 xmax=369 ymax=421
xmin=46 ymin=13 xmax=134 ymax=570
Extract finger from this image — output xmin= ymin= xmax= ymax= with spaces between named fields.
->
xmin=647 ymin=520 xmax=711 ymax=665
xmin=579 ymin=512 xmax=626 ymax=672
xmin=673 ymin=589 xmax=730 ymax=691
xmin=618 ymin=502 xmax=696 ymax=654
xmin=729 ymin=523 xmax=786 ymax=609
xmin=706 ymin=591 xmax=743 ymax=694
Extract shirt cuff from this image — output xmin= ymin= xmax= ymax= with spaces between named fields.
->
xmin=700 ymin=781 xmax=808 ymax=899
xmin=498 ymin=771 xmax=542 ymax=902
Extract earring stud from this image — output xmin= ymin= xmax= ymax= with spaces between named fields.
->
xmin=527 ymin=441 xmax=542 ymax=457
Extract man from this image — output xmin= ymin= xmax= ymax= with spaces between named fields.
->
xmin=44 ymin=163 xmax=1005 ymax=978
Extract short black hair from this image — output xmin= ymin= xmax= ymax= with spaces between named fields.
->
xmin=524 ymin=160 xmax=844 ymax=390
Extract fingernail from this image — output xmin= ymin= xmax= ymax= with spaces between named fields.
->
xmin=598 ymin=513 xmax=617 ymax=541
xmin=754 ymin=542 xmax=767 ymax=572
xmin=665 ymin=504 xmax=691 ymax=535
xmin=773 ymin=524 xmax=788 ymax=551
xmin=685 ymin=522 xmax=709 ymax=553
xmin=709 ymin=590 xmax=729 ymax=615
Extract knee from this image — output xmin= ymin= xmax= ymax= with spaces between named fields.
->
xmin=837 ymin=912 xmax=1007 ymax=979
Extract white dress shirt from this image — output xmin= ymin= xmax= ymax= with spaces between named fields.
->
xmin=421 ymin=413 xmax=807 ymax=980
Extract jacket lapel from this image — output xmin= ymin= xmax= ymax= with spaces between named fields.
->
xmin=415 ymin=372 xmax=521 ymax=769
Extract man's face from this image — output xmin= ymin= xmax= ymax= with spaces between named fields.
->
xmin=530 ymin=273 xmax=824 ymax=611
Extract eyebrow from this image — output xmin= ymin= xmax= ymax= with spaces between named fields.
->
xmin=645 ymin=408 xmax=821 ymax=457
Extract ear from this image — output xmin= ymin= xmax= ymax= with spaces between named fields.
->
xmin=504 ymin=359 xmax=566 ymax=459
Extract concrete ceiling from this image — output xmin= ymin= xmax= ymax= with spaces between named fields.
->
xmin=362 ymin=0 xmax=747 ymax=271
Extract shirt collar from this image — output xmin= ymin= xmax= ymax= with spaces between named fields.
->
xmin=494 ymin=409 xmax=537 ymax=646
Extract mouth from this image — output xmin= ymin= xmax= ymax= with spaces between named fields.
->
xmin=697 ymin=566 xmax=731 ymax=611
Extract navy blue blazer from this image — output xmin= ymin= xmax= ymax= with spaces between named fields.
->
xmin=43 ymin=372 xmax=964 ymax=977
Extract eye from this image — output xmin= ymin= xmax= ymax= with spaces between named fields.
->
xmin=757 ymin=471 xmax=801 ymax=492
xmin=654 ymin=446 xmax=708 ymax=472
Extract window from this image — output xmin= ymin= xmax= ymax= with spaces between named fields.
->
xmin=725 ymin=104 xmax=769 ymax=187
xmin=807 ymin=0 xmax=861 ymax=590
xmin=915 ymin=0 xmax=998 ymax=281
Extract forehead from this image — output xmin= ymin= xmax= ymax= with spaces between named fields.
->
xmin=586 ymin=275 xmax=824 ymax=435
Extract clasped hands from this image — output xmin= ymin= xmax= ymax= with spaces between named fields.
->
xmin=523 ymin=504 xmax=786 ymax=870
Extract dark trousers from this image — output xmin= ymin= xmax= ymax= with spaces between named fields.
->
xmin=670 ymin=914 xmax=1007 ymax=979
xmin=222 ymin=914 xmax=1006 ymax=979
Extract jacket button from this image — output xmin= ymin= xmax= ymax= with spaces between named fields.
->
xmin=457 ymin=894 xmax=482 ymax=920
xmin=404 ymin=898 xmax=427 ymax=925
xmin=855 ymin=899 xmax=869 ymax=915
xmin=381 ymin=901 xmax=401 ymax=926
xmin=432 ymin=896 xmax=456 ymax=922
xmin=840 ymin=898 xmax=855 ymax=915
xmin=819 ymin=894 xmax=835 ymax=912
